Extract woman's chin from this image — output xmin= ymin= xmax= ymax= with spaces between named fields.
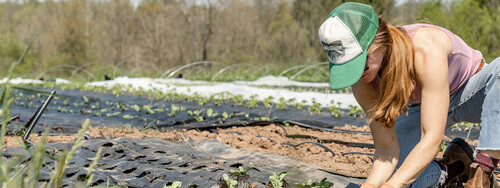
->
xmin=359 ymin=75 xmax=374 ymax=83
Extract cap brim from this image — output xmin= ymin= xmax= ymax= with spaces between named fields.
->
xmin=329 ymin=50 xmax=367 ymax=89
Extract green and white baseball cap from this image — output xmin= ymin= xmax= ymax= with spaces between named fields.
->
xmin=319 ymin=2 xmax=379 ymax=89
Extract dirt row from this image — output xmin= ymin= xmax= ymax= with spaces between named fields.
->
xmin=3 ymin=124 xmax=498 ymax=180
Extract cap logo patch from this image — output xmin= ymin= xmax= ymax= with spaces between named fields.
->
xmin=322 ymin=40 xmax=345 ymax=59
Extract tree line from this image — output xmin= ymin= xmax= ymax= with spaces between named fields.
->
xmin=0 ymin=0 xmax=498 ymax=80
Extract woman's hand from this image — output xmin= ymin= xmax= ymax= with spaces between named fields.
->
xmin=381 ymin=183 xmax=395 ymax=188
xmin=361 ymin=182 xmax=376 ymax=188
xmin=361 ymin=182 xmax=396 ymax=188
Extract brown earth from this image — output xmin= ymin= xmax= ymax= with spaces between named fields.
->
xmin=2 ymin=124 xmax=498 ymax=180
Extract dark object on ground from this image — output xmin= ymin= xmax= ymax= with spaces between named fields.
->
xmin=23 ymin=90 xmax=56 ymax=146
xmin=435 ymin=137 xmax=474 ymax=187
xmin=464 ymin=163 xmax=500 ymax=188
xmin=104 ymin=75 xmax=112 ymax=80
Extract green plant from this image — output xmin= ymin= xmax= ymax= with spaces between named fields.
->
xmin=263 ymin=96 xmax=274 ymax=109
xmin=132 ymin=104 xmax=141 ymax=112
xmin=296 ymin=178 xmax=334 ymax=188
xmin=232 ymin=95 xmax=244 ymax=106
xmin=206 ymin=108 xmax=218 ymax=118
xmin=197 ymin=95 xmax=209 ymax=106
xmin=230 ymin=166 xmax=253 ymax=175
xmin=168 ymin=104 xmax=180 ymax=117
xmin=163 ymin=181 xmax=182 ymax=188
xmin=293 ymin=100 xmax=306 ymax=110
xmin=143 ymin=105 xmax=155 ymax=114
xmin=269 ymin=171 xmax=287 ymax=188
xmin=223 ymin=174 xmax=238 ymax=188
xmin=348 ymin=105 xmax=364 ymax=117
xmin=308 ymin=100 xmax=322 ymax=115
xmin=187 ymin=109 xmax=205 ymax=122
xmin=245 ymin=95 xmax=259 ymax=109
xmin=327 ymin=100 xmax=342 ymax=117
xmin=440 ymin=140 xmax=447 ymax=152
xmin=276 ymin=97 xmax=288 ymax=111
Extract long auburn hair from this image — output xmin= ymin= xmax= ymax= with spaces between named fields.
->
xmin=368 ymin=17 xmax=416 ymax=128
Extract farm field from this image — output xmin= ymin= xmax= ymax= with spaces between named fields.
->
xmin=1 ymin=76 xmax=498 ymax=187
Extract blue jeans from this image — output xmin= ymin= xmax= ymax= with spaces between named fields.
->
xmin=394 ymin=57 xmax=500 ymax=187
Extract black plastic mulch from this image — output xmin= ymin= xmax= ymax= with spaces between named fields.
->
xmin=8 ymin=87 xmax=368 ymax=134
xmin=2 ymin=138 xmax=365 ymax=188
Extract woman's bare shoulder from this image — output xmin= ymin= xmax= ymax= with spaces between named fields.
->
xmin=412 ymin=26 xmax=452 ymax=56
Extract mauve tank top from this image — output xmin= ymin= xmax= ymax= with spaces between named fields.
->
xmin=372 ymin=23 xmax=483 ymax=104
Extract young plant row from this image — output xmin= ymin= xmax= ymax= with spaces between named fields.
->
xmin=12 ymin=82 xmax=366 ymax=120
xmin=253 ymin=85 xmax=352 ymax=94
xmin=163 ymin=166 xmax=334 ymax=188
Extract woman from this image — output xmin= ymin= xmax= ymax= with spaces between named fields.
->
xmin=318 ymin=2 xmax=499 ymax=188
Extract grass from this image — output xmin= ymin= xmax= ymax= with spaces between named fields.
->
xmin=0 ymin=38 xmax=103 ymax=188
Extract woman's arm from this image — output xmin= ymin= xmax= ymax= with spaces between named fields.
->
xmin=352 ymin=81 xmax=399 ymax=187
xmin=385 ymin=27 xmax=452 ymax=187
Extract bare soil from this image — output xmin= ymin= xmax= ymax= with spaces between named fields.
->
xmin=3 ymin=124 xmax=498 ymax=180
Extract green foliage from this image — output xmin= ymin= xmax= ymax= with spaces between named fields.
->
xmin=348 ymin=105 xmax=364 ymax=118
xmin=308 ymin=100 xmax=322 ymax=115
xmin=206 ymin=108 xmax=218 ymax=117
xmin=269 ymin=171 xmax=287 ymax=188
xmin=230 ymin=166 xmax=253 ymax=176
xmin=232 ymin=95 xmax=245 ymax=106
xmin=263 ymin=96 xmax=274 ymax=109
xmin=417 ymin=0 xmax=500 ymax=61
xmin=245 ymin=95 xmax=259 ymax=109
xmin=168 ymin=104 xmax=180 ymax=117
xmin=296 ymin=178 xmax=334 ymax=188
xmin=276 ymin=97 xmax=288 ymax=111
xmin=223 ymin=174 xmax=238 ymax=188
xmin=187 ymin=109 xmax=205 ymax=122
xmin=440 ymin=140 xmax=447 ymax=152
xmin=164 ymin=181 xmax=182 ymax=188
xmin=327 ymin=100 xmax=341 ymax=117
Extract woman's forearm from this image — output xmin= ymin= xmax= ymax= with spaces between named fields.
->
xmin=366 ymin=148 xmax=399 ymax=186
xmin=386 ymin=136 xmax=442 ymax=187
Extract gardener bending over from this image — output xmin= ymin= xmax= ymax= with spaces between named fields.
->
xmin=319 ymin=2 xmax=500 ymax=187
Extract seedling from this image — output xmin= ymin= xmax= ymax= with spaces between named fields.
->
xmin=187 ymin=109 xmax=204 ymax=122
xmin=206 ymin=108 xmax=218 ymax=117
xmin=143 ymin=105 xmax=155 ymax=114
xmin=440 ymin=140 xmax=446 ymax=152
xmin=276 ymin=97 xmax=288 ymax=111
xmin=132 ymin=104 xmax=141 ymax=112
xmin=296 ymin=178 xmax=334 ymax=188
xmin=348 ymin=105 xmax=364 ymax=117
xmin=232 ymin=95 xmax=244 ymax=106
xmin=163 ymin=181 xmax=182 ymax=188
xmin=263 ymin=96 xmax=274 ymax=109
xmin=123 ymin=114 xmax=136 ymax=119
xmin=197 ymin=96 xmax=209 ymax=106
xmin=222 ymin=112 xmax=232 ymax=119
xmin=308 ymin=100 xmax=322 ymax=115
xmin=269 ymin=171 xmax=287 ymax=188
xmin=293 ymin=100 xmax=306 ymax=110
xmin=223 ymin=174 xmax=238 ymax=188
xmin=168 ymin=104 xmax=180 ymax=117
xmin=328 ymin=100 xmax=341 ymax=117
xmin=230 ymin=166 xmax=253 ymax=176
xmin=83 ymin=96 xmax=89 ymax=103
xmin=245 ymin=95 xmax=259 ymax=109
